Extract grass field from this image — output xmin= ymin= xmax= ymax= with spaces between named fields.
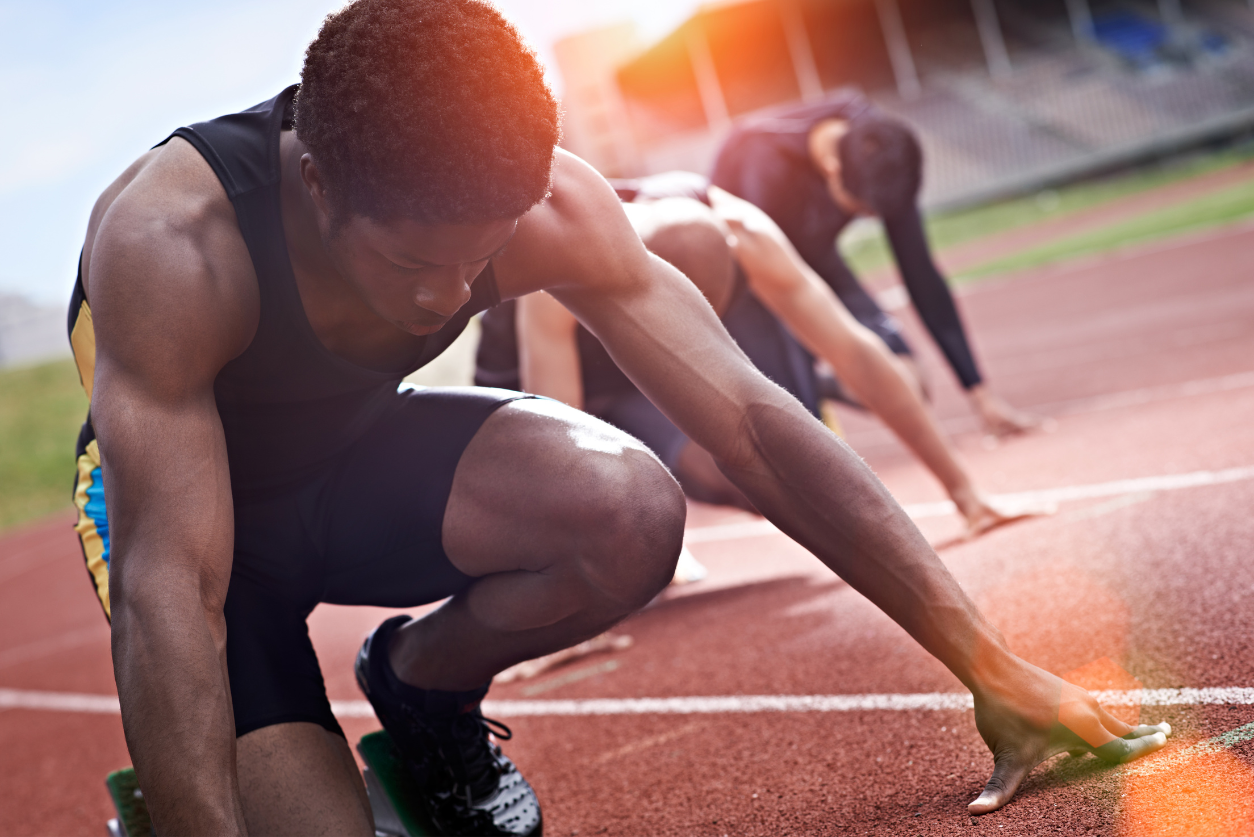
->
xmin=0 ymin=359 xmax=87 ymax=531
xmin=957 ymin=175 xmax=1254 ymax=280
xmin=842 ymin=143 xmax=1254 ymax=279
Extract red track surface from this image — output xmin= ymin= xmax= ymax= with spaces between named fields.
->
xmin=3 ymin=217 xmax=1254 ymax=836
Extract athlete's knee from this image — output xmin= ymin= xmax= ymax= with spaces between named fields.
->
xmin=564 ymin=437 xmax=686 ymax=610
xmin=471 ymin=399 xmax=685 ymax=607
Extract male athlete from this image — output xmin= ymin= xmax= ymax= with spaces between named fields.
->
xmin=70 ymin=2 xmax=1167 ymax=835
xmin=476 ymin=174 xmax=1032 ymax=537
xmin=710 ymin=91 xmax=1040 ymax=436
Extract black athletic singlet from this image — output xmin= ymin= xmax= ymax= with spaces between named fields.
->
xmin=68 ymin=86 xmax=501 ymax=497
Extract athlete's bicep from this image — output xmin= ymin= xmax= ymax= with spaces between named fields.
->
xmin=86 ymin=198 xmax=255 ymax=610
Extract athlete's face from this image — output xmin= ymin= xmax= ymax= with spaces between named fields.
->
xmin=325 ymin=213 xmax=517 ymax=336
xmin=298 ymin=152 xmax=517 ymax=336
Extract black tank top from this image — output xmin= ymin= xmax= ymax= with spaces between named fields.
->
xmin=69 ymin=86 xmax=500 ymax=495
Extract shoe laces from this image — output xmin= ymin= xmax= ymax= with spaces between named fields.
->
xmin=415 ymin=705 xmax=514 ymax=805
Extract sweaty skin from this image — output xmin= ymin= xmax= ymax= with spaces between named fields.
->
xmin=83 ymin=130 xmax=1164 ymax=835
xmin=517 ymin=190 xmax=1041 ymax=538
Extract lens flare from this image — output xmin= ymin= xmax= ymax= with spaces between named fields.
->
xmin=1120 ymin=746 xmax=1254 ymax=837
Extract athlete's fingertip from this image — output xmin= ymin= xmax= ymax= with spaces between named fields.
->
xmin=1124 ymin=722 xmax=1172 ymax=740
xmin=1120 ymin=731 xmax=1167 ymax=763
xmin=967 ymin=793 xmax=1001 ymax=815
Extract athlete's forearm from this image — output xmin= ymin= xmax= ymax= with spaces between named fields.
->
xmin=839 ymin=340 xmax=978 ymax=503
xmin=716 ymin=392 xmax=1011 ymax=688
xmin=112 ymin=578 xmax=245 ymax=835
xmin=93 ymin=375 xmax=245 ymax=835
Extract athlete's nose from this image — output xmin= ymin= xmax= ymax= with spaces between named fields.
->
xmin=413 ymin=266 xmax=475 ymax=319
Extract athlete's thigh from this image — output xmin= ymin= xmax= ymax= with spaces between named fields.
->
xmin=442 ymin=396 xmax=683 ymax=579
xmin=317 ymin=386 xmax=528 ymax=607
xmin=590 ymin=387 xmax=690 ymax=472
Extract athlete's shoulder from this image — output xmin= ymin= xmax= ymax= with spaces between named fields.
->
xmin=542 ymin=150 xmax=624 ymax=221
xmin=82 ymin=138 xmax=259 ymax=379
xmin=85 ymin=137 xmax=246 ymax=275
xmin=498 ymin=151 xmax=647 ymax=297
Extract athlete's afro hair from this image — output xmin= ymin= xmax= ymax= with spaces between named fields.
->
xmin=295 ymin=0 xmax=561 ymax=225
xmin=837 ymin=116 xmax=922 ymax=218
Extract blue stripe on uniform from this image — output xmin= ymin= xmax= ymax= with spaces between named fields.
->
xmin=84 ymin=466 xmax=110 ymax=566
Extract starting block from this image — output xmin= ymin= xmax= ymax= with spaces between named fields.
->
xmin=104 ymin=732 xmax=434 ymax=837
xmin=357 ymin=730 xmax=437 ymax=837
xmin=105 ymin=768 xmax=152 ymax=837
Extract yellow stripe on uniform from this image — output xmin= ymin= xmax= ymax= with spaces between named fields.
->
xmin=70 ymin=300 xmax=96 ymax=402
xmin=73 ymin=439 xmax=110 ymax=619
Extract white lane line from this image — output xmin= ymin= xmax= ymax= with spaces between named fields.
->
xmin=684 ymin=465 xmax=1254 ymax=543
xmin=0 ymin=688 xmax=120 ymax=714
xmin=6 ymin=687 xmax=1249 ymax=719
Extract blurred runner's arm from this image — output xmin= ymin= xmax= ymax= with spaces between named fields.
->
xmin=517 ymin=291 xmax=583 ymax=409
xmin=708 ymin=186 xmax=1012 ymax=533
xmin=499 ymin=152 xmax=1167 ymax=813
xmin=84 ymin=145 xmax=256 ymax=836
xmin=882 ymin=208 xmax=1043 ymax=436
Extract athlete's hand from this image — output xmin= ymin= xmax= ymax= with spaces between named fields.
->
xmin=968 ymin=659 xmax=1170 ymax=813
xmin=949 ymin=487 xmax=1053 ymax=541
xmin=969 ymin=385 xmax=1051 ymax=438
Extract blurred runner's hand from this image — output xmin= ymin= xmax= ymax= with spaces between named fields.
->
xmin=952 ymin=490 xmax=1055 ymax=541
xmin=970 ymin=385 xmax=1052 ymax=438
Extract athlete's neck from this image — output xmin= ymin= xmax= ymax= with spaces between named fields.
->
xmin=806 ymin=119 xmax=871 ymax=217
xmin=279 ymin=131 xmax=341 ymax=284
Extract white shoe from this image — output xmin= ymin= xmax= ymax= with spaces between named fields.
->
xmin=670 ymin=546 xmax=708 ymax=585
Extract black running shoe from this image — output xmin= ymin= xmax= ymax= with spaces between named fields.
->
xmin=355 ymin=615 xmax=542 ymax=837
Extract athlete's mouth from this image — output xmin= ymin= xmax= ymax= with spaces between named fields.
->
xmin=397 ymin=307 xmax=452 ymax=334
xmin=398 ymin=319 xmax=450 ymax=335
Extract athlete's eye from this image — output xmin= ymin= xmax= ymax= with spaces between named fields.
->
xmin=389 ymin=262 xmax=427 ymax=274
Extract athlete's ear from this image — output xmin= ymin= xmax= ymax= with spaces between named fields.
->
xmin=299 ymin=154 xmax=334 ymax=224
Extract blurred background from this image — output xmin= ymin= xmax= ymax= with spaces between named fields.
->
xmin=3 ymin=0 xmax=1254 ymax=527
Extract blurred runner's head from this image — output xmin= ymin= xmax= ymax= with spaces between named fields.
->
xmin=837 ymin=117 xmax=922 ymax=218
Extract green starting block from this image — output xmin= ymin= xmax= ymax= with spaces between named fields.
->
xmin=104 ymin=732 xmax=431 ymax=837
xmin=357 ymin=730 xmax=437 ymax=837
xmin=105 ymin=768 xmax=153 ymax=837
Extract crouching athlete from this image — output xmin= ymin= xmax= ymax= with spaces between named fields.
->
xmin=69 ymin=1 xmax=1167 ymax=835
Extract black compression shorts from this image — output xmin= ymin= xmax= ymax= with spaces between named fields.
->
xmin=74 ymin=385 xmax=530 ymax=738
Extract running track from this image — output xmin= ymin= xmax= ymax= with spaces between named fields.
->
xmin=2 ymin=220 xmax=1253 ymax=835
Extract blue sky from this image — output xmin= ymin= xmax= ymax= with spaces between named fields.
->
xmin=0 ymin=0 xmax=701 ymax=305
